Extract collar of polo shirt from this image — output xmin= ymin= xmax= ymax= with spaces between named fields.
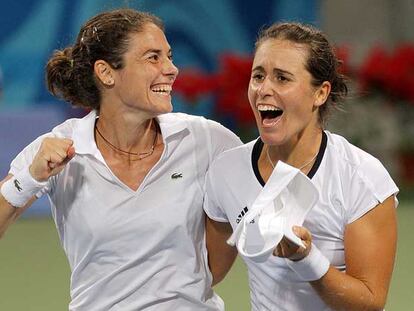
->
xmin=70 ymin=110 xmax=188 ymax=158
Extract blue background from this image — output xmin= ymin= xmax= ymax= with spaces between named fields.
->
xmin=0 ymin=0 xmax=317 ymax=215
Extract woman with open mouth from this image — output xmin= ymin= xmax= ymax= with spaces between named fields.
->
xmin=204 ymin=22 xmax=398 ymax=311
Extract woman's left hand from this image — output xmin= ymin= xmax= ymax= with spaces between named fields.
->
xmin=273 ymin=226 xmax=312 ymax=261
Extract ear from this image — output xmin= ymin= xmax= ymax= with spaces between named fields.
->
xmin=314 ymin=81 xmax=331 ymax=107
xmin=94 ymin=60 xmax=114 ymax=87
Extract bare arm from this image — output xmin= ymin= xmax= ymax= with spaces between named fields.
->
xmin=310 ymin=196 xmax=397 ymax=311
xmin=205 ymin=216 xmax=238 ymax=286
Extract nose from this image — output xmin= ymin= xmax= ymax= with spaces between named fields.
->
xmin=163 ymin=58 xmax=179 ymax=81
xmin=257 ymin=77 xmax=273 ymax=98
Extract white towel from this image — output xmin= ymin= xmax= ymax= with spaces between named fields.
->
xmin=227 ymin=161 xmax=319 ymax=262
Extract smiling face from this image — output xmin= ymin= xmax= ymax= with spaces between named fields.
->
xmin=110 ymin=23 xmax=179 ymax=116
xmin=248 ymin=39 xmax=327 ymax=146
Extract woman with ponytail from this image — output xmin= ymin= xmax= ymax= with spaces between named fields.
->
xmin=0 ymin=8 xmax=241 ymax=310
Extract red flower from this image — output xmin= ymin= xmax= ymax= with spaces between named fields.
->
xmin=358 ymin=44 xmax=414 ymax=105
xmin=173 ymin=53 xmax=256 ymax=127
xmin=215 ymin=53 xmax=254 ymax=125
xmin=388 ymin=45 xmax=414 ymax=104
xmin=173 ymin=69 xmax=218 ymax=103
xmin=334 ymin=45 xmax=352 ymax=76
xmin=358 ymin=46 xmax=391 ymax=94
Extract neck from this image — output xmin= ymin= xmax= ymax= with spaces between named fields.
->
xmin=97 ymin=103 xmax=158 ymax=151
xmin=265 ymin=128 xmax=322 ymax=172
xmin=95 ymin=114 xmax=160 ymax=160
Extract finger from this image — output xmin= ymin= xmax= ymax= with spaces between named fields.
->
xmin=273 ymin=243 xmax=282 ymax=257
xmin=52 ymin=143 xmax=75 ymax=161
xmin=44 ymin=153 xmax=67 ymax=172
xmin=39 ymin=145 xmax=68 ymax=162
xmin=50 ymin=148 xmax=69 ymax=160
xmin=42 ymin=137 xmax=73 ymax=149
xmin=278 ymin=240 xmax=291 ymax=258
xmin=56 ymin=140 xmax=75 ymax=159
xmin=49 ymin=147 xmax=76 ymax=170
xmin=67 ymin=146 xmax=76 ymax=159
xmin=61 ymin=151 xmax=76 ymax=166
xmin=48 ymin=151 xmax=68 ymax=165
xmin=44 ymin=138 xmax=73 ymax=151
xmin=293 ymin=226 xmax=312 ymax=245
xmin=285 ymin=240 xmax=300 ymax=253
xmin=61 ymin=138 xmax=74 ymax=146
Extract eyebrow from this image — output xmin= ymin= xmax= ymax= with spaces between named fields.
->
xmin=252 ymin=65 xmax=293 ymax=77
xmin=142 ymin=48 xmax=172 ymax=56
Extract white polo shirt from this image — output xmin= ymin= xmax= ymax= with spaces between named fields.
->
xmin=9 ymin=110 xmax=242 ymax=311
xmin=204 ymin=131 xmax=398 ymax=311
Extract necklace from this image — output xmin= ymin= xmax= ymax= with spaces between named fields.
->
xmin=266 ymin=145 xmax=318 ymax=171
xmin=95 ymin=120 xmax=158 ymax=160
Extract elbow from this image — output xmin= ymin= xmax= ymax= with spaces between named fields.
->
xmin=0 ymin=220 xmax=11 ymax=239
xmin=0 ymin=226 xmax=7 ymax=239
xmin=357 ymin=294 xmax=386 ymax=311
xmin=356 ymin=293 xmax=387 ymax=311
xmin=370 ymin=298 xmax=386 ymax=311
xmin=364 ymin=304 xmax=386 ymax=311
xmin=368 ymin=287 xmax=388 ymax=311
xmin=0 ymin=207 xmax=18 ymax=239
xmin=208 ymin=255 xmax=237 ymax=286
xmin=210 ymin=266 xmax=226 ymax=287
xmin=334 ymin=301 xmax=385 ymax=311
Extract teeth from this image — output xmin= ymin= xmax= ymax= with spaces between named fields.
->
xmin=257 ymin=104 xmax=281 ymax=112
xmin=151 ymin=85 xmax=172 ymax=94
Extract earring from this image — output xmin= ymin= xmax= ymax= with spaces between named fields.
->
xmin=105 ymin=79 xmax=114 ymax=86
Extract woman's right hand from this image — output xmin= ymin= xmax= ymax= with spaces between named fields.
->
xmin=273 ymin=226 xmax=312 ymax=261
xmin=29 ymin=137 xmax=76 ymax=182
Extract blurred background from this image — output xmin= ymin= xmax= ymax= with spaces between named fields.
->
xmin=0 ymin=0 xmax=413 ymax=310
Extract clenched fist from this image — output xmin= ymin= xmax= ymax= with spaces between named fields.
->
xmin=29 ymin=137 xmax=76 ymax=182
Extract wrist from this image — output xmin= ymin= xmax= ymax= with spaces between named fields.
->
xmin=285 ymin=243 xmax=330 ymax=282
xmin=1 ymin=166 xmax=48 ymax=208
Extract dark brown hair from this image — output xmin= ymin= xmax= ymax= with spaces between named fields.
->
xmin=46 ymin=8 xmax=164 ymax=110
xmin=255 ymin=22 xmax=348 ymax=125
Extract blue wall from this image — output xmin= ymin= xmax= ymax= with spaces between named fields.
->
xmin=0 ymin=0 xmax=318 ymax=108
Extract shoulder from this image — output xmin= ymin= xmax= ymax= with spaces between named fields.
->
xmin=326 ymin=131 xmax=386 ymax=174
xmin=49 ymin=119 xmax=76 ymax=138
xmin=210 ymin=140 xmax=256 ymax=172
xmin=164 ymin=112 xmax=231 ymax=133
xmin=159 ymin=112 xmax=206 ymax=124
xmin=216 ymin=140 xmax=256 ymax=161
xmin=162 ymin=112 xmax=241 ymax=148
xmin=324 ymin=131 xmax=398 ymax=210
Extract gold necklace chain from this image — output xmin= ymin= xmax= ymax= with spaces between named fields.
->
xmin=95 ymin=120 xmax=158 ymax=160
xmin=266 ymin=145 xmax=318 ymax=171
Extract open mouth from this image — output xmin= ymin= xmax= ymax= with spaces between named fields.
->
xmin=151 ymin=84 xmax=172 ymax=96
xmin=258 ymin=104 xmax=283 ymax=126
